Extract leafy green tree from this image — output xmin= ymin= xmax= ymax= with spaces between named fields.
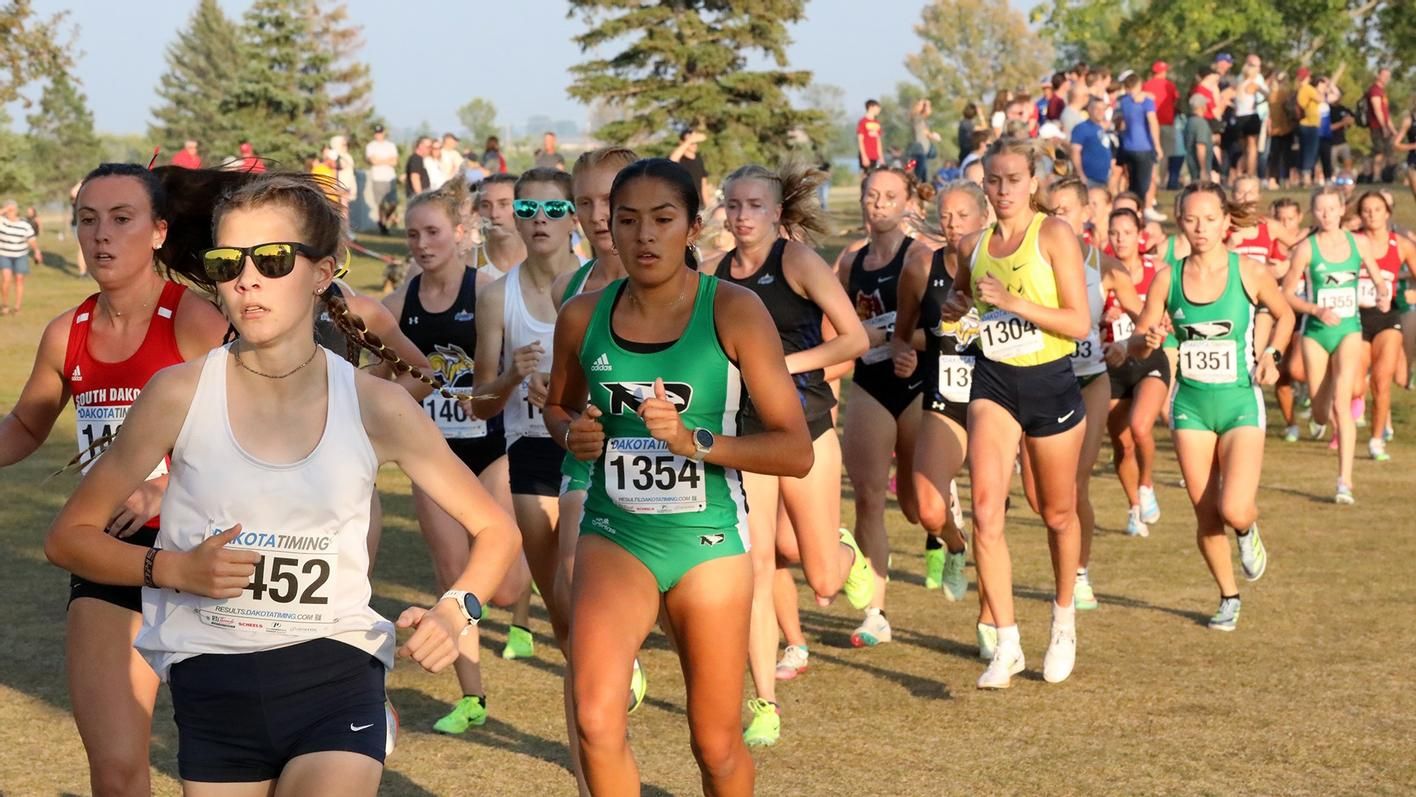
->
xmin=0 ymin=0 xmax=69 ymax=198
xmin=907 ymin=0 xmax=1054 ymax=115
xmin=458 ymin=98 xmax=499 ymax=144
xmin=148 ymin=0 xmax=242 ymax=161
xmin=0 ymin=109 xmax=35 ymax=200
xmin=223 ymin=0 xmax=316 ymax=166
xmin=26 ymin=67 xmax=100 ymax=202
xmin=567 ymin=0 xmax=825 ymax=177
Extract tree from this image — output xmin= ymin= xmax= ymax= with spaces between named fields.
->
xmin=307 ymin=1 xmax=378 ymax=141
xmin=26 ymin=67 xmax=100 ymax=203
xmin=148 ymin=0 xmax=242 ymax=161
xmin=223 ymin=0 xmax=318 ymax=166
xmin=798 ymin=82 xmax=854 ymax=160
xmin=906 ymin=0 xmax=1054 ymax=115
xmin=458 ymin=98 xmax=499 ymax=145
xmin=0 ymin=0 xmax=69 ymax=198
xmin=0 ymin=109 xmax=34 ymax=200
xmin=567 ymin=0 xmax=826 ymax=177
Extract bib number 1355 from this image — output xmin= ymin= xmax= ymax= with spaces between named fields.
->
xmin=605 ymin=437 xmax=705 ymax=514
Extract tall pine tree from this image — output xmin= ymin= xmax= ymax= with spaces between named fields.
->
xmin=223 ymin=0 xmax=316 ymax=167
xmin=567 ymin=0 xmax=825 ymax=177
xmin=26 ymin=67 xmax=100 ymax=202
xmin=0 ymin=0 xmax=70 ymax=198
xmin=308 ymin=1 xmax=378 ymax=140
xmin=148 ymin=0 xmax=242 ymax=163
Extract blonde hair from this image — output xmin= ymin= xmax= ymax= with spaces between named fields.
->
xmin=983 ymin=137 xmax=1047 ymax=212
xmin=724 ymin=162 xmax=832 ymax=244
xmin=572 ymin=146 xmax=639 ymax=180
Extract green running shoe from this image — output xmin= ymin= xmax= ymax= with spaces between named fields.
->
xmin=941 ymin=550 xmax=967 ymax=602
xmin=628 ymin=657 xmax=647 ymax=714
xmin=502 ymin=624 xmax=535 ymax=660
xmin=742 ymin=699 xmax=780 ymax=747
xmin=433 ymin=695 xmax=487 ymax=734
xmin=923 ymin=546 xmax=945 ymax=590
xmin=976 ymin=623 xmax=997 ymax=661
xmin=840 ymin=528 xmax=876 ymax=610
xmin=1073 ymin=573 xmax=1098 ymax=611
xmin=1208 ymin=596 xmax=1241 ymax=631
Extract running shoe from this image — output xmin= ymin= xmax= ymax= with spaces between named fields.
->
xmin=433 ymin=695 xmax=487 ymax=734
xmin=1124 ymin=506 xmax=1150 ymax=538
xmin=1283 ymin=424 xmax=1300 ymax=443
xmin=949 ymin=479 xmax=965 ymax=532
xmin=1237 ymin=525 xmax=1268 ymax=581
xmin=743 ymin=699 xmax=780 ymax=747
xmin=976 ymin=623 xmax=997 ymax=661
xmin=1208 ymin=596 xmax=1241 ymax=631
xmin=977 ymin=643 xmax=1025 ymax=689
xmin=1042 ymin=610 xmax=1077 ymax=683
xmin=1384 ymin=422 xmax=1395 ymax=442
xmin=1138 ymin=484 xmax=1161 ymax=524
xmin=628 ymin=657 xmax=647 ymax=714
xmin=1353 ymin=397 xmax=1366 ymax=427
xmin=1335 ymin=481 xmax=1355 ymax=505
xmin=1073 ymin=573 xmax=1098 ymax=611
xmin=923 ymin=546 xmax=945 ymax=590
xmin=850 ymin=608 xmax=891 ymax=647
xmin=775 ymin=645 xmax=810 ymax=681
xmin=502 ymin=624 xmax=535 ymax=660
xmin=385 ymin=698 xmax=400 ymax=757
xmin=1369 ymin=438 xmax=1391 ymax=462
xmin=941 ymin=550 xmax=968 ymax=602
xmin=840 ymin=529 xmax=876 ymax=610
xmin=1309 ymin=421 xmax=1327 ymax=440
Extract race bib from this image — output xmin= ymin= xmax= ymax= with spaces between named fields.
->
xmin=936 ymin=354 xmax=974 ymax=404
xmin=197 ymin=527 xmax=339 ymax=632
xmin=75 ymin=404 xmax=168 ymax=479
xmin=1070 ymin=331 xmax=1105 ymax=372
xmin=860 ymin=312 xmax=897 ymax=365
xmin=605 ymin=437 xmax=705 ymax=515
xmin=422 ymin=391 xmax=487 ymax=439
xmin=979 ymin=310 xmax=1043 ymax=361
xmin=1317 ymin=288 xmax=1357 ymax=319
xmin=1357 ymin=275 xmax=1388 ymax=309
xmin=1178 ymin=339 xmax=1238 ymax=384
xmin=518 ymin=379 xmax=551 ymax=438
xmin=1110 ymin=314 xmax=1136 ymax=342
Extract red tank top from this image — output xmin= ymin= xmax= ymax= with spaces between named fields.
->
xmin=1359 ymin=231 xmax=1401 ymax=308
xmin=1230 ymin=220 xmax=1273 ymax=264
xmin=64 ymin=282 xmax=187 ymax=527
xmin=1102 ymin=254 xmax=1157 ymax=343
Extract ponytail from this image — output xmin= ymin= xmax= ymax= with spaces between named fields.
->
xmin=1175 ymin=181 xmax=1260 ymax=229
xmin=724 ymin=161 xmax=832 ymax=244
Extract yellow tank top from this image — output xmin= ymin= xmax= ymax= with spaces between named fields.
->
xmin=968 ymin=212 xmax=1075 ymax=366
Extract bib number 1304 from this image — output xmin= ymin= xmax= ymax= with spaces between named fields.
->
xmin=606 ymin=437 xmax=705 ymax=514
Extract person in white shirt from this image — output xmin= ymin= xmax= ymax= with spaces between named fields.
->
xmin=329 ymin=135 xmax=357 ymax=206
xmin=364 ymin=125 xmax=400 ymax=234
xmin=0 ymin=199 xmax=41 ymax=313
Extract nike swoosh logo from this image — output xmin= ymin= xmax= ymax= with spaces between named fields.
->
xmin=1057 ymin=410 xmax=1076 ymax=424
xmin=907 ymin=381 xmax=923 ymax=390
xmin=877 ymin=275 xmax=894 ymax=283
xmin=1012 ymin=264 xmax=1026 ymax=271
xmin=351 ymin=723 xmax=374 ymax=732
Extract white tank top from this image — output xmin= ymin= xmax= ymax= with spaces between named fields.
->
xmin=502 ymin=264 xmax=555 ymax=442
xmin=136 ymin=345 xmax=393 ymax=681
xmin=1071 ymin=245 xmax=1108 ymax=377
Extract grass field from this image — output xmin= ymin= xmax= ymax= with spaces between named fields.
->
xmin=3 ymin=187 xmax=1416 ymax=796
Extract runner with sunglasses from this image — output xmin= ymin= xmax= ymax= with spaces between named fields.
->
xmin=702 ymin=162 xmax=871 ymax=747
xmin=45 ymin=172 xmax=522 ymax=792
xmin=938 ymin=138 xmax=1091 ymax=688
xmin=1285 ymin=187 xmax=1392 ymax=503
xmin=545 ymin=157 xmax=812 ymax=796
xmin=1129 ymin=182 xmax=1292 ymax=630
xmin=384 ymin=177 xmax=535 ymax=734
xmin=470 ymin=168 xmax=583 ymax=698
xmin=0 ymin=163 xmax=229 ymax=796
xmin=833 ymin=165 xmax=932 ymax=648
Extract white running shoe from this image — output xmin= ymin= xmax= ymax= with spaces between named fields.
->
xmin=775 ymin=644 xmax=810 ymax=681
xmin=977 ymin=642 xmax=1025 ymax=689
xmin=1124 ymin=506 xmax=1150 ymax=538
xmin=1043 ymin=610 xmax=1077 ymax=684
xmin=976 ymin=623 xmax=997 ymax=661
xmin=1237 ymin=524 xmax=1268 ymax=581
xmin=948 ymin=479 xmax=965 ymax=533
xmin=850 ymin=608 xmax=892 ymax=647
xmin=1138 ymin=484 xmax=1161 ymax=524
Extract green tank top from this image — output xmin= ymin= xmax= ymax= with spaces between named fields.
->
xmin=578 ymin=273 xmax=748 ymax=535
xmin=561 ymin=258 xmax=596 ymax=305
xmin=1305 ymin=232 xmax=1362 ymax=332
xmin=1162 ymin=237 xmax=1181 ymax=270
xmin=1167 ymin=251 xmax=1256 ymax=390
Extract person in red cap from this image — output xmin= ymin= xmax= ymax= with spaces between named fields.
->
xmin=1144 ymin=61 xmax=1181 ymax=188
xmin=237 ymin=140 xmax=266 ymax=174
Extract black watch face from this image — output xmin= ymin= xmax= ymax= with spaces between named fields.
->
xmin=463 ymin=592 xmax=483 ymax=621
xmin=694 ymin=428 xmax=714 ymax=449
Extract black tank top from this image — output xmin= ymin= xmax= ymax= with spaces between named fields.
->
xmin=315 ymin=283 xmax=359 ymax=364
xmin=717 ymin=239 xmax=835 ymax=419
xmin=399 ymin=268 xmax=479 ymax=389
xmin=849 ymin=236 xmax=918 ymax=380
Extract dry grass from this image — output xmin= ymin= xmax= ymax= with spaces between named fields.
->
xmin=2 ymin=189 xmax=1415 ymax=796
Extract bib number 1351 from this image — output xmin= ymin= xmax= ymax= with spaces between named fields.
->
xmin=606 ymin=437 xmax=705 ymax=514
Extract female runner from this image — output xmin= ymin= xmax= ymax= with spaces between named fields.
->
xmin=1283 ymin=187 xmax=1391 ymax=503
xmin=1129 ymin=182 xmax=1293 ymax=630
xmin=1355 ymin=191 xmax=1414 ymax=460
xmin=0 ymin=163 xmax=229 ymax=796
xmin=702 ymin=162 xmax=870 ymax=746
xmin=832 ymin=166 xmax=933 ymax=648
xmin=939 ymin=138 xmax=1092 ymax=688
xmin=545 ymin=158 xmax=812 ymax=796
xmin=45 ymin=172 xmax=521 ymax=793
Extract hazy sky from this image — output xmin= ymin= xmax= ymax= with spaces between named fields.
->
xmin=22 ymin=0 xmax=1043 ymax=136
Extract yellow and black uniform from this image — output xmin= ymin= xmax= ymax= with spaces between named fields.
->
xmin=966 ymin=212 xmax=1085 ymax=436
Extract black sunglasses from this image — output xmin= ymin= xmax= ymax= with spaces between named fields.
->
xmin=199 ymin=242 xmax=323 ymax=283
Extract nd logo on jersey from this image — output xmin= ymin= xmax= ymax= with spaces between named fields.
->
xmin=936 ymin=308 xmax=983 ymax=353
xmin=603 ymin=381 xmax=694 ymax=415
xmin=1178 ymin=320 xmax=1233 ymax=340
xmin=429 ymin=344 xmax=475 ymax=389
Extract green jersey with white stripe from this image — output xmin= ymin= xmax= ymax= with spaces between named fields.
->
xmin=1166 ymin=251 xmax=1256 ymax=390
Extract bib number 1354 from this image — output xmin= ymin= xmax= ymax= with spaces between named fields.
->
xmin=606 ymin=437 xmax=705 ymax=514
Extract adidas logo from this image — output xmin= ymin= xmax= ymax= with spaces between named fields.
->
xmin=1172 ymin=308 xmax=1186 ymax=320
xmin=71 ymin=365 xmax=82 ymax=382
xmin=591 ymin=353 xmax=612 ymax=372
xmin=757 ymin=273 xmax=775 ymax=286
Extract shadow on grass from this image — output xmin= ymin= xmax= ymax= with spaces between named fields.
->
xmin=806 ymin=647 xmax=954 ymax=701
xmin=387 ymin=687 xmax=573 ymax=772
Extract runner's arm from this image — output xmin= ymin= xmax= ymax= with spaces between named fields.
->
xmin=890 ymin=245 xmax=930 ymax=357
xmin=1129 ymin=267 xmax=1172 ymax=359
xmin=1242 ymin=256 xmax=1295 ymax=370
xmin=783 ymin=241 xmax=867 ymax=373
xmin=544 ymin=293 xmax=596 ymax=453
xmin=0 ymin=313 xmax=72 ymax=466
xmin=468 ymin=279 xmax=526 ymax=419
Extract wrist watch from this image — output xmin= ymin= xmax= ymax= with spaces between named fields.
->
xmin=690 ymin=427 xmax=715 ymax=462
xmin=1263 ymin=346 xmax=1282 ymax=366
xmin=439 ymin=589 xmax=483 ymax=626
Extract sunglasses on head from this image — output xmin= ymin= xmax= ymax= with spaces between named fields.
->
xmin=512 ymin=198 xmax=575 ymax=220
xmin=199 ymin=242 xmax=322 ymax=283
